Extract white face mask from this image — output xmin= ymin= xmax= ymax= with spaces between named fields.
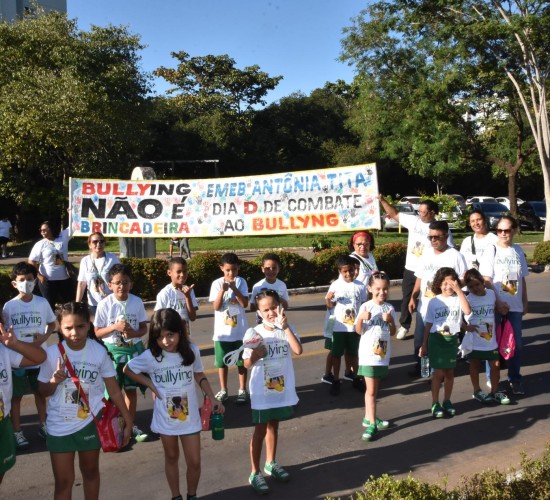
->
xmin=14 ymin=279 xmax=36 ymax=295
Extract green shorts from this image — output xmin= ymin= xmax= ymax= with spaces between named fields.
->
xmin=428 ymin=333 xmax=458 ymax=369
xmin=46 ymin=419 xmax=100 ymax=453
xmin=469 ymin=349 xmax=500 ymax=361
xmin=106 ymin=342 xmax=145 ymax=390
xmin=252 ymin=406 xmax=294 ymax=424
xmin=324 ymin=338 xmax=332 ymax=350
xmin=0 ymin=416 xmax=16 ymax=475
xmin=12 ymin=368 xmax=40 ymax=397
xmin=214 ymin=340 xmax=243 ymax=368
xmin=331 ymin=331 xmax=360 ymax=358
xmin=358 ymin=365 xmax=389 ymax=378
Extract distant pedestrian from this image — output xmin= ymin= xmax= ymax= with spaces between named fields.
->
xmin=348 ymin=231 xmax=378 ymax=286
xmin=169 ymin=238 xmax=191 ymax=259
xmin=459 ymin=210 xmax=498 ymax=270
xmin=0 ymin=216 xmax=12 ymax=258
xmin=250 ymin=253 xmax=289 ymax=318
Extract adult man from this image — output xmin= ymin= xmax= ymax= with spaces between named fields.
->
xmin=378 ymin=195 xmax=454 ymax=341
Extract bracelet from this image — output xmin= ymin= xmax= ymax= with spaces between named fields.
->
xmin=198 ymin=377 xmax=208 ymax=387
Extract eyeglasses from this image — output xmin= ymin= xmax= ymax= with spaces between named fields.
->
xmin=354 ymin=242 xmax=368 ymax=247
xmin=428 ymin=234 xmax=445 ymax=241
xmin=40 ymin=228 xmax=49 ymax=233
xmin=91 ymin=239 xmax=105 ymax=245
xmin=496 ymin=228 xmax=512 ymax=234
xmin=110 ymin=281 xmax=130 ymax=286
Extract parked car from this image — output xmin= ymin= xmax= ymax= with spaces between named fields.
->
xmin=439 ymin=206 xmax=466 ymax=231
xmin=382 ymin=203 xmax=415 ymax=231
xmin=496 ymin=196 xmax=525 ymax=210
xmin=450 ymin=194 xmax=467 ymax=210
xmin=466 ymin=196 xmax=498 ymax=205
xmin=468 ymin=202 xmax=509 ymax=229
xmin=518 ymin=201 xmax=546 ymax=230
xmin=399 ymin=196 xmax=422 ymax=211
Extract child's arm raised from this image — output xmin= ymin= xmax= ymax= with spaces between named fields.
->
xmin=382 ymin=307 xmax=397 ymax=336
xmin=39 ymin=356 xmax=67 ymax=397
xmin=212 ymin=282 xmax=227 ymax=311
xmin=355 ymin=308 xmax=371 ymax=335
xmin=122 ymin=320 xmax=148 ymax=340
xmin=450 ymin=280 xmax=472 ymax=316
xmin=0 ymin=324 xmax=46 ymax=366
xmin=227 ymin=279 xmax=249 ymax=308
xmin=182 ymin=285 xmax=197 ymax=321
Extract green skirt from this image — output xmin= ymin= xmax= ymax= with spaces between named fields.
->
xmin=428 ymin=333 xmax=458 ymax=369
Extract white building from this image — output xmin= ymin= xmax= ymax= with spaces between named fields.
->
xmin=0 ymin=0 xmax=66 ymax=21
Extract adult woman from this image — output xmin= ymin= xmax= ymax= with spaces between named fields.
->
xmin=459 ymin=210 xmax=498 ymax=270
xmin=75 ymin=232 xmax=120 ymax=313
xmin=28 ymin=221 xmax=74 ymax=311
xmin=479 ymin=216 xmax=528 ymax=395
xmin=348 ymin=231 xmax=378 ymax=287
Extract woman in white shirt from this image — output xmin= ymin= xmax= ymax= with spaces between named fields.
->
xmin=460 ymin=210 xmax=498 ymax=270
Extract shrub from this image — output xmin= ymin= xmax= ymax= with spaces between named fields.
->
xmin=121 ymin=258 xmax=170 ymax=301
xmin=311 ymin=234 xmax=335 ymax=253
xmin=0 ymin=272 xmax=13 ymax=305
xmin=310 ymin=246 xmax=350 ymax=283
xmin=372 ymin=242 xmax=407 ymax=279
xmin=249 ymin=251 xmax=316 ymax=288
xmin=533 ymin=241 xmax=550 ymax=265
xmin=186 ymin=252 xmax=223 ymax=297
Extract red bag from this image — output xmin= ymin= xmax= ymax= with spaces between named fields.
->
xmin=201 ymin=395 xmax=213 ymax=431
xmin=58 ymin=344 xmax=124 ymax=452
xmin=496 ymin=317 xmax=516 ymax=360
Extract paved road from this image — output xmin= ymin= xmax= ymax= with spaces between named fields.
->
xmin=3 ymin=273 xmax=549 ymax=499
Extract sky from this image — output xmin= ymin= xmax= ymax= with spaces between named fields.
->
xmin=68 ymin=0 xmax=364 ymax=105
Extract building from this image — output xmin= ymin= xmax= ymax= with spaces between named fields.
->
xmin=0 ymin=0 xmax=66 ymax=21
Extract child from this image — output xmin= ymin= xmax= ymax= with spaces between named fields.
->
xmin=250 ymin=253 xmax=289 ymax=313
xmin=419 ymin=267 xmax=471 ymax=418
xmin=463 ymin=269 xmax=510 ymax=405
xmin=94 ymin=263 xmax=149 ymax=442
xmin=243 ymin=290 xmax=302 ymax=494
xmin=0 ymin=323 xmax=46 ymax=485
xmin=37 ymin=302 xmax=132 ymax=499
xmin=209 ymin=252 xmax=249 ymax=404
xmin=155 ymin=258 xmax=198 ymax=338
xmin=124 ymin=308 xmax=223 ymax=500
xmin=355 ymin=271 xmax=397 ymax=441
xmin=324 ymin=255 xmax=368 ymax=395
xmin=2 ymin=262 xmax=56 ymax=448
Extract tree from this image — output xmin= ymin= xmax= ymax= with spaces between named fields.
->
xmin=0 ymin=10 xmax=149 ymax=224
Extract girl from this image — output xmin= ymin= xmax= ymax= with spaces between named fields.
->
xmin=124 ymin=308 xmax=223 ymax=500
xmin=355 ymin=271 xmax=397 ymax=442
xmin=464 ymin=269 xmax=510 ymax=405
xmin=38 ymin=302 xmax=133 ymax=500
xmin=419 ymin=268 xmax=471 ymax=418
xmin=243 ymin=290 xmax=302 ymax=494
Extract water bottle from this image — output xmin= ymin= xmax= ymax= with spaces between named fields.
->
xmin=421 ymin=356 xmax=430 ymax=378
xmin=211 ymin=412 xmax=225 ymax=440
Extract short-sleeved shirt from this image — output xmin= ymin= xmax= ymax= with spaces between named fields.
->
xmin=29 ymin=228 xmax=70 ymax=281
xmin=0 ymin=344 xmax=23 ymax=417
xmin=94 ymin=293 xmax=147 ymax=345
xmin=209 ymin=277 xmax=249 ymax=342
xmin=356 ymin=300 xmax=398 ymax=367
xmin=77 ymin=253 xmax=120 ymax=307
xmin=38 ymin=340 xmax=116 ymax=436
xmin=466 ymin=289 xmax=498 ymax=351
xmin=478 ymin=243 xmax=528 ymax=313
xmin=127 ymin=345 xmax=203 ymax=435
xmin=326 ymin=278 xmax=367 ymax=332
xmin=155 ymin=284 xmax=199 ymax=323
xmin=0 ymin=219 xmax=11 ymax=239
xmin=250 ymin=278 xmax=289 ymax=307
xmin=349 ymin=252 xmax=378 ymax=287
xmin=425 ymin=294 xmax=464 ymax=335
xmin=242 ymin=324 xmax=299 ymax=410
xmin=459 ymin=233 xmax=498 ymax=270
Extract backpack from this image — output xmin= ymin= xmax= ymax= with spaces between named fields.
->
xmin=496 ymin=316 xmax=516 ymax=360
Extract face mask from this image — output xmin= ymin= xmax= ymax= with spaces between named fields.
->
xmin=14 ymin=280 xmax=36 ymax=295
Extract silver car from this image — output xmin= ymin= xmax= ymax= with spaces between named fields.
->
xmin=383 ymin=203 xmax=416 ymax=231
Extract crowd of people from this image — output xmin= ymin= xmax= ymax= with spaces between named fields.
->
xmin=0 ymin=196 xmax=530 ymax=499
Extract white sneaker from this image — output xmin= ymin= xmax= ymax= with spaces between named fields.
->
xmin=486 ymin=380 xmax=492 ymax=391
xmin=396 ymin=326 xmax=408 ymax=340
xmin=15 ymin=430 xmax=29 ymax=448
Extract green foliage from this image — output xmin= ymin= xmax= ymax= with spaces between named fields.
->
xmin=372 ymin=243 xmax=407 ymax=279
xmin=120 ymin=258 xmax=169 ymax=302
xmin=0 ymin=273 xmax=13 ymax=305
xmin=248 ymin=252 xmax=315 ymax=289
xmin=186 ymin=252 xmax=223 ymax=297
xmin=311 ymin=234 xmax=335 ymax=254
xmin=533 ymin=241 xmax=550 ymax=265
xmin=310 ymin=246 xmax=351 ymax=283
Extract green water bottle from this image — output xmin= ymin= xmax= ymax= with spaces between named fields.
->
xmin=211 ymin=412 xmax=224 ymax=440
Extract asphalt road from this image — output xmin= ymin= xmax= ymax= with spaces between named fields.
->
xmin=3 ymin=272 xmax=549 ymax=499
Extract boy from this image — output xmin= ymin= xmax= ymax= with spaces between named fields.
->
xmin=209 ymin=252 xmax=249 ymax=404
xmin=94 ymin=263 xmax=149 ymax=442
xmin=0 ymin=323 xmax=47 ymax=484
xmin=250 ymin=253 xmax=289 ymax=314
xmin=155 ymin=257 xmax=198 ymax=337
xmin=2 ymin=262 xmax=56 ymax=448
xmin=324 ymin=255 xmax=367 ymax=395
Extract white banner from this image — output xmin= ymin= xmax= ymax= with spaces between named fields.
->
xmin=69 ymin=164 xmax=380 ymax=237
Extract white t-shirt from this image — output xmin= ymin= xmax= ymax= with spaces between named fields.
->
xmin=459 ymin=233 xmax=499 ymax=269
xmin=28 ymin=228 xmax=70 ymax=281
xmin=349 ymin=252 xmax=378 ymax=286
xmin=356 ymin=300 xmax=398 ymax=367
xmin=326 ymin=277 xmax=368 ymax=332
xmin=425 ymin=294 xmax=464 ymax=335
xmin=127 ymin=345 xmax=203 ymax=436
xmin=250 ymin=278 xmax=289 ymax=307
xmin=0 ymin=344 xmax=23 ymax=417
xmin=479 ymin=243 xmax=528 ymax=313
xmin=38 ymin=340 xmax=116 ymax=436
xmin=3 ymin=295 xmax=56 ymax=368
xmin=209 ymin=277 xmax=249 ymax=342
xmin=242 ymin=324 xmax=299 ymax=410
xmin=77 ymin=253 xmax=120 ymax=307
xmin=155 ymin=284 xmax=199 ymax=324
xmin=466 ymin=289 xmax=498 ymax=351
xmin=415 ymin=247 xmax=467 ymax=318
xmin=0 ymin=219 xmax=11 ymax=239
xmin=94 ymin=293 xmax=147 ymax=345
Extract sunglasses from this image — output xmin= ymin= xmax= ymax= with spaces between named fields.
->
xmin=427 ymin=235 xmax=445 ymax=241
xmin=496 ymin=228 xmax=512 ymax=234
xmin=91 ymin=239 xmax=106 ymax=244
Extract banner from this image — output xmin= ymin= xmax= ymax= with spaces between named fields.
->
xmin=69 ymin=164 xmax=380 ymax=237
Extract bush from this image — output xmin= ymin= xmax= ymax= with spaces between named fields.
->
xmin=186 ymin=252 xmax=223 ymax=297
xmin=533 ymin=241 xmax=550 ymax=265
xmin=248 ymin=251 xmax=316 ymax=289
xmin=310 ymin=246 xmax=350 ymax=283
xmin=121 ymin=258 xmax=170 ymax=301
xmin=373 ymin=242 xmax=407 ymax=279
xmin=0 ymin=272 xmax=13 ymax=305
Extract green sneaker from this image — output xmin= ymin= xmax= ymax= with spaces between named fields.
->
xmin=490 ymin=391 xmax=511 ymax=405
xmin=472 ymin=390 xmax=491 ymax=404
xmin=362 ymin=417 xmax=389 ymax=430
xmin=442 ymin=400 xmax=456 ymax=417
xmin=132 ymin=426 xmax=149 ymax=442
xmin=249 ymin=471 xmax=269 ymax=494
xmin=431 ymin=402 xmax=444 ymax=418
xmin=215 ymin=389 xmax=228 ymax=403
xmin=264 ymin=460 xmax=290 ymax=482
xmin=361 ymin=423 xmax=378 ymax=441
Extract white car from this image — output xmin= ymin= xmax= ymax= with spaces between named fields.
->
xmin=399 ymin=196 xmax=422 ymax=211
xmin=496 ymin=196 xmax=525 ymax=209
xmin=466 ymin=196 xmax=497 ymax=205
xmin=383 ymin=203 xmax=416 ymax=231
